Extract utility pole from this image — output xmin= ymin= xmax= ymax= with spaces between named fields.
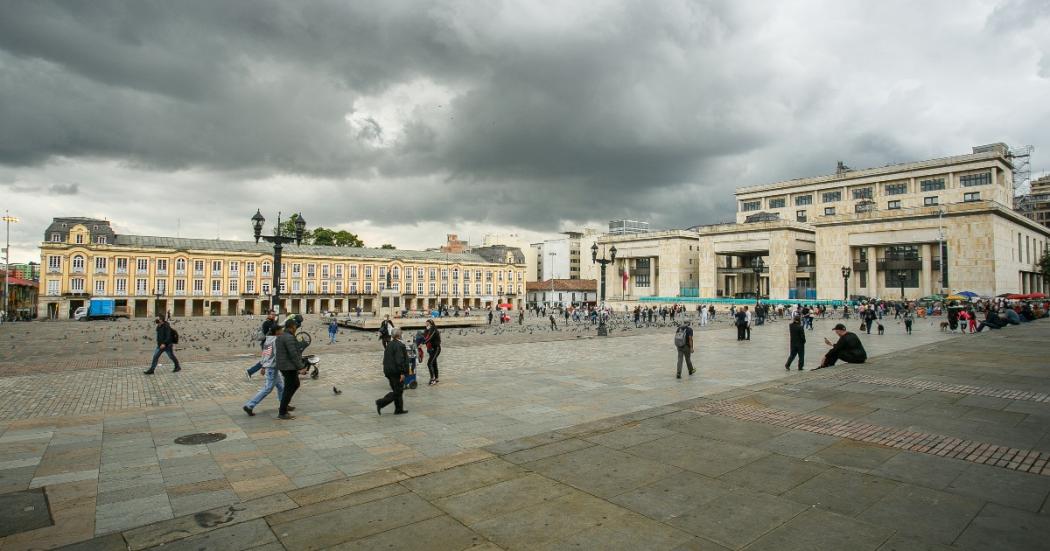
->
xmin=2 ymin=212 xmax=19 ymax=319
xmin=548 ymin=251 xmax=557 ymax=308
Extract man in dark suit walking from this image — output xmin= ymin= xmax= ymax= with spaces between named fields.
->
xmin=785 ymin=315 xmax=806 ymax=371
xmin=376 ymin=327 xmax=409 ymax=415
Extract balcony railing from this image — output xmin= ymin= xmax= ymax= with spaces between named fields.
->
xmin=115 ymin=290 xmax=127 ymax=296
xmin=211 ymin=289 xmax=223 ymax=296
xmin=192 ymin=290 xmax=204 ymax=296
xmin=136 ymin=269 xmax=149 ymax=275
xmin=156 ymin=269 xmax=167 ymax=276
xmin=136 ymin=289 xmax=149 ymax=296
xmin=717 ymin=266 xmax=769 ymax=274
xmin=48 ymin=266 xmax=62 ymax=273
xmin=174 ymin=290 xmax=186 ymax=296
xmin=72 ymin=267 xmax=85 ymax=274
xmin=193 ymin=270 xmax=204 ymax=277
xmin=94 ymin=268 xmax=108 ymax=274
xmin=175 ymin=269 xmax=186 ymax=276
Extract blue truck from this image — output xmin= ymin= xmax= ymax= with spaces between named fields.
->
xmin=74 ymin=299 xmax=130 ymax=321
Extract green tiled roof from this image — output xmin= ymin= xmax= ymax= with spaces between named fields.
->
xmin=112 ymin=235 xmax=504 ymax=264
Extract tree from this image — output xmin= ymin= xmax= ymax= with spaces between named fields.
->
xmin=1039 ymin=249 xmax=1050 ymax=280
xmin=277 ymin=214 xmax=313 ymax=244
xmin=313 ymin=227 xmax=364 ymax=247
xmin=380 ymin=243 xmax=396 ymax=249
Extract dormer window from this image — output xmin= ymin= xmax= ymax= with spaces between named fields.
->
xmin=50 ymin=233 xmax=61 ymax=242
xmin=95 ymin=235 xmax=107 ymax=244
xmin=75 ymin=234 xmax=84 ymax=244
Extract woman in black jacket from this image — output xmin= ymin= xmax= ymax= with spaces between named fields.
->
xmin=423 ymin=319 xmax=442 ymax=385
xmin=275 ymin=318 xmax=306 ymax=419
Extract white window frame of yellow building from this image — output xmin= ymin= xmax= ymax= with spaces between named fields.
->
xmin=416 ymin=281 xmax=423 ymax=294
xmin=229 ymin=279 xmax=239 ymax=294
xmin=262 ymin=261 xmax=271 ymax=276
xmin=292 ymin=263 xmax=302 ymax=277
xmin=136 ymin=278 xmax=148 ymax=295
xmin=428 ymin=268 xmax=436 ymax=280
xmin=485 ymin=283 xmax=492 ymax=294
xmin=75 ymin=233 xmax=84 ymax=244
xmin=417 ymin=267 xmax=424 ymax=279
xmin=321 ymin=264 xmax=329 ymax=279
xmin=379 ymin=266 xmax=386 ymax=279
xmin=174 ymin=279 xmax=185 ymax=294
xmin=156 ymin=279 xmax=167 ymax=294
xmin=174 ymin=258 xmax=186 ymax=274
xmin=156 ymin=258 xmax=168 ymax=275
xmin=94 ymin=279 xmax=106 ymax=295
xmin=229 ymin=261 xmax=239 ymax=274
xmin=135 ymin=258 xmax=148 ymax=274
xmin=72 ymin=255 xmax=85 ymax=273
xmin=50 ymin=232 xmax=61 ymax=242
xmin=193 ymin=260 xmax=205 ymax=275
xmin=364 ymin=282 xmax=372 ymax=294
xmin=392 ymin=266 xmax=400 ymax=280
xmin=350 ymin=281 xmax=357 ymax=293
xmin=321 ymin=281 xmax=329 ymax=294
xmin=95 ymin=235 xmax=107 ymax=244
xmin=246 ymin=261 xmax=256 ymax=276
xmin=307 ymin=281 xmax=315 ymax=293
xmin=262 ymin=282 xmax=271 ymax=295
xmin=307 ymin=263 xmax=316 ymax=278
xmin=292 ymin=280 xmax=301 ymax=293
xmin=193 ymin=279 xmax=204 ymax=294
xmin=334 ymin=281 xmax=342 ymax=293
xmin=211 ymin=260 xmax=223 ymax=275
xmin=365 ymin=265 xmax=372 ymax=279
xmin=117 ymin=278 xmax=128 ymax=295
xmin=71 ymin=278 xmax=85 ymax=292
xmin=428 ymin=282 xmax=435 ymax=295
xmin=47 ymin=255 xmax=62 ymax=273
xmin=334 ymin=264 xmax=343 ymax=278
xmin=475 ymin=283 xmax=481 ymax=295
xmin=246 ymin=279 xmax=255 ymax=294
xmin=350 ymin=264 xmax=358 ymax=278
xmin=280 ymin=281 xmax=287 ymax=293
xmin=94 ymin=257 xmax=107 ymax=273
xmin=47 ymin=279 xmax=60 ymax=296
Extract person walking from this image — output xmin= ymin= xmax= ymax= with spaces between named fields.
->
xmin=700 ymin=305 xmax=709 ymax=327
xmin=744 ymin=306 xmax=753 ymax=340
xmin=328 ymin=317 xmax=338 ymax=344
xmin=375 ymin=327 xmax=409 ymax=415
xmin=378 ymin=315 xmax=393 ymax=349
xmin=814 ymin=323 xmax=867 ymax=369
xmin=863 ymin=306 xmax=877 ymax=334
xmin=519 ymin=310 xmax=525 ymax=325
xmin=488 ymin=309 xmax=493 ymax=325
xmin=143 ymin=316 xmax=181 ymax=374
xmin=242 ymin=324 xmax=285 ymax=416
xmin=246 ymin=311 xmax=279 ymax=379
xmin=549 ymin=313 xmax=558 ymax=330
xmin=785 ymin=315 xmax=806 ymax=371
xmin=423 ymin=319 xmax=442 ymax=385
xmin=275 ymin=318 xmax=306 ymax=419
xmin=903 ymin=308 xmax=914 ymax=335
xmin=674 ymin=322 xmax=695 ymax=378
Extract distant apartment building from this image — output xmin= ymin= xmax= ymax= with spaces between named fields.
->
xmin=439 ymin=234 xmax=470 ymax=253
xmin=529 ymin=229 xmax=602 ymax=282
xmin=1016 ymin=175 xmax=1050 ymax=230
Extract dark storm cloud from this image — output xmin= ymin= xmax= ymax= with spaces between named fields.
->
xmin=0 ymin=0 xmax=1048 ymax=250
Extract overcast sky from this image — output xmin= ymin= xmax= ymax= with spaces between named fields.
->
xmin=2 ymin=0 xmax=1049 ymax=263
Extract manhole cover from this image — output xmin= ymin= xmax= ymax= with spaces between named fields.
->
xmin=0 ymin=489 xmax=52 ymax=537
xmin=174 ymin=433 xmax=227 ymax=445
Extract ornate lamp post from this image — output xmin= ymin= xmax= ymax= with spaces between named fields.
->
xmin=897 ymin=271 xmax=907 ymax=300
xmin=591 ymin=242 xmax=617 ymax=336
xmin=252 ymin=210 xmax=306 ymax=317
xmin=841 ymin=266 xmax=852 ymax=302
xmin=751 ymin=257 xmax=764 ymax=298
xmin=153 ymin=287 xmax=164 ymax=320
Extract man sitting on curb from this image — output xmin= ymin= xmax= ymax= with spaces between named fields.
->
xmin=813 ymin=323 xmax=867 ymax=370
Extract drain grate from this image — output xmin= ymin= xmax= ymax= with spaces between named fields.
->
xmin=0 ymin=489 xmax=53 ymax=537
xmin=174 ymin=432 xmax=227 ymax=445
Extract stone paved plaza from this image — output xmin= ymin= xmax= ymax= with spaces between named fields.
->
xmin=0 ymin=315 xmax=1047 ymax=550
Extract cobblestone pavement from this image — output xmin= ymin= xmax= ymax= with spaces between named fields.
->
xmin=0 ymin=314 xmax=985 ymax=549
xmin=0 ymin=312 xmax=759 ymax=376
xmin=16 ymin=319 xmax=1046 ymax=551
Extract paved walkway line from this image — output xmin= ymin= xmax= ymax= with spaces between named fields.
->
xmin=825 ymin=373 xmax=1050 ymax=403
xmin=695 ymin=400 xmax=1050 ymax=476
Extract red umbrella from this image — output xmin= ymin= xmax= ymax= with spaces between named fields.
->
xmin=1005 ymin=293 xmax=1026 ymax=299
xmin=1024 ymin=292 xmax=1046 ymax=299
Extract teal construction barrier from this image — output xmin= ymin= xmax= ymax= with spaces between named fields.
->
xmin=638 ymin=296 xmax=855 ymax=307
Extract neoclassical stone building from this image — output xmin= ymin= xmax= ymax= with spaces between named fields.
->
xmin=38 ymin=218 xmax=526 ymax=319
xmin=597 ymin=143 xmax=1049 ymax=303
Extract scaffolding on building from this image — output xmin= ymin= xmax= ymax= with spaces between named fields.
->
xmin=1009 ymin=144 xmax=1034 ymax=213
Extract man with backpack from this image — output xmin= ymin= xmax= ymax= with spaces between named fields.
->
xmin=378 ymin=315 xmax=393 ymax=349
xmin=144 ymin=315 xmax=181 ymax=374
xmin=675 ymin=321 xmax=695 ymax=379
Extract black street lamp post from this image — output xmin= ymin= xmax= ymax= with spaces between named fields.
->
xmin=252 ymin=210 xmax=306 ymax=317
xmin=153 ymin=287 xmax=164 ymax=320
xmin=591 ymin=242 xmax=617 ymax=337
xmin=751 ymin=257 xmax=764 ymax=298
xmin=897 ymin=271 xmax=907 ymax=300
xmin=841 ymin=266 xmax=851 ymax=302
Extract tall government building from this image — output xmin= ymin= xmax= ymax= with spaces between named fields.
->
xmin=598 ymin=143 xmax=1049 ymax=303
xmin=37 ymin=221 xmax=526 ymax=319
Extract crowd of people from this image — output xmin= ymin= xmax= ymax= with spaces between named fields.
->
xmin=133 ymin=293 xmax=1046 ymax=420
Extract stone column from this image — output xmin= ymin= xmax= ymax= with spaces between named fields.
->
xmin=697 ymin=239 xmax=718 ymax=298
xmin=920 ymin=244 xmax=932 ymax=298
xmin=867 ymin=246 xmax=878 ymax=296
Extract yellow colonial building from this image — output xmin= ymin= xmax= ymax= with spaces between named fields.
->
xmin=38 ymin=218 xmax=526 ymax=319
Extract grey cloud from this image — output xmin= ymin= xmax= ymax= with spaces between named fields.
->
xmin=47 ymin=183 xmax=79 ymax=195
xmin=0 ymin=0 xmax=1048 ymax=241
